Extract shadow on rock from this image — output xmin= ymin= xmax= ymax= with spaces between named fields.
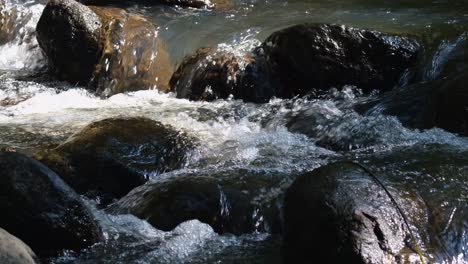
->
xmin=0 ymin=151 xmax=103 ymax=257
xmin=107 ymin=168 xmax=291 ymax=235
xmin=283 ymin=162 xmax=427 ymax=264
xmin=35 ymin=117 xmax=196 ymax=205
xmin=360 ymin=72 xmax=468 ymax=136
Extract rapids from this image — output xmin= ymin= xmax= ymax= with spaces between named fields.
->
xmin=0 ymin=0 xmax=467 ymax=263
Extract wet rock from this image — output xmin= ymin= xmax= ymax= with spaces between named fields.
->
xmin=36 ymin=0 xmax=172 ymax=97
xmin=257 ymin=23 xmax=420 ymax=98
xmin=283 ymin=162 xmax=426 ymax=264
xmin=89 ymin=6 xmax=172 ymax=96
xmin=362 ymin=72 xmax=468 ymax=136
xmin=170 ymin=46 xmax=273 ymax=103
xmin=36 ymin=0 xmax=101 ymax=83
xmin=35 ymin=117 xmax=195 ymax=204
xmin=172 ymin=24 xmax=420 ymax=103
xmin=0 ymin=228 xmax=39 ymax=264
xmin=361 ymin=144 xmax=468 ymax=263
xmin=170 ymin=47 xmax=267 ymax=102
xmin=0 ymin=151 xmax=102 ymax=257
xmin=108 ymin=169 xmax=286 ymax=235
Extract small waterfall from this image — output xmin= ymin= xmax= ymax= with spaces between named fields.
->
xmin=0 ymin=0 xmax=46 ymax=70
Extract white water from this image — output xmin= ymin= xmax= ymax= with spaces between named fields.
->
xmin=0 ymin=0 xmax=46 ymax=70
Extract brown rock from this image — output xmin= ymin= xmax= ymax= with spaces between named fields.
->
xmin=36 ymin=0 xmax=173 ymax=97
xmin=170 ymin=47 xmax=253 ymax=101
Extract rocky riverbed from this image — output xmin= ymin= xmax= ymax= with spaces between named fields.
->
xmin=0 ymin=0 xmax=467 ymax=263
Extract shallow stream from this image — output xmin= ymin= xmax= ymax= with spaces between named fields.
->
xmin=0 ymin=0 xmax=467 ymax=263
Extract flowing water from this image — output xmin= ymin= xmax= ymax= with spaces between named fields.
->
xmin=0 ymin=0 xmax=467 ymax=263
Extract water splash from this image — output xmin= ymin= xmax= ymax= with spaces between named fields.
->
xmin=0 ymin=0 xmax=46 ymax=70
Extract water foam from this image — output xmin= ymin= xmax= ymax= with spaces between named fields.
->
xmin=0 ymin=1 xmax=46 ymax=70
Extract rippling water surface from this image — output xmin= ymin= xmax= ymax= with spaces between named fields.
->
xmin=0 ymin=0 xmax=467 ymax=263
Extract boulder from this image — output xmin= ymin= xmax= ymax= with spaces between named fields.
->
xmin=258 ymin=23 xmax=420 ymax=98
xmin=172 ymin=24 xmax=420 ymax=103
xmin=361 ymin=144 xmax=468 ymax=263
xmin=0 ymin=151 xmax=102 ymax=257
xmin=0 ymin=228 xmax=39 ymax=264
xmin=361 ymin=72 xmax=468 ymax=136
xmin=35 ymin=117 xmax=195 ymax=204
xmin=107 ymin=169 xmax=285 ymax=235
xmin=36 ymin=0 xmax=172 ymax=97
xmin=283 ymin=162 xmax=426 ymax=264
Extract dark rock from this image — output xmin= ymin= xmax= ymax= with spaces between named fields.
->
xmin=362 ymin=72 xmax=468 ymax=136
xmin=360 ymin=144 xmax=468 ymax=263
xmin=0 ymin=151 xmax=102 ymax=257
xmin=257 ymin=23 xmax=420 ymax=98
xmin=0 ymin=228 xmax=39 ymax=264
xmin=35 ymin=117 xmax=195 ymax=204
xmin=108 ymin=169 xmax=286 ymax=235
xmin=283 ymin=162 xmax=426 ymax=264
xmin=170 ymin=46 xmax=274 ymax=103
xmin=170 ymin=47 xmax=265 ymax=102
xmin=36 ymin=0 xmax=101 ymax=83
xmin=36 ymin=0 xmax=172 ymax=97
xmin=172 ymin=24 xmax=420 ymax=103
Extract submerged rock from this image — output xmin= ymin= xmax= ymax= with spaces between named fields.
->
xmin=0 ymin=228 xmax=39 ymax=264
xmin=35 ymin=117 xmax=195 ymax=204
xmin=257 ymin=23 xmax=420 ymax=98
xmin=283 ymin=162 xmax=426 ymax=264
xmin=36 ymin=0 xmax=172 ymax=97
xmin=0 ymin=151 xmax=102 ymax=257
xmin=362 ymin=72 xmax=468 ymax=136
xmin=108 ymin=169 xmax=285 ymax=235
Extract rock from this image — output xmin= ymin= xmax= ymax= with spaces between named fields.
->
xmin=170 ymin=46 xmax=274 ymax=103
xmin=170 ymin=47 xmax=264 ymax=102
xmin=171 ymin=24 xmax=420 ymax=103
xmin=0 ymin=151 xmax=102 ymax=257
xmin=257 ymin=23 xmax=420 ymax=98
xmin=283 ymin=162 xmax=426 ymax=264
xmin=362 ymin=72 xmax=468 ymax=136
xmin=0 ymin=228 xmax=39 ymax=264
xmin=89 ymin=6 xmax=172 ymax=96
xmin=35 ymin=117 xmax=195 ymax=204
xmin=36 ymin=0 xmax=172 ymax=97
xmin=36 ymin=0 xmax=101 ymax=83
xmin=361 ymin=144 xmax=468 ymax=263
xmin=107 ymin=169 xmax=285 ymax=235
